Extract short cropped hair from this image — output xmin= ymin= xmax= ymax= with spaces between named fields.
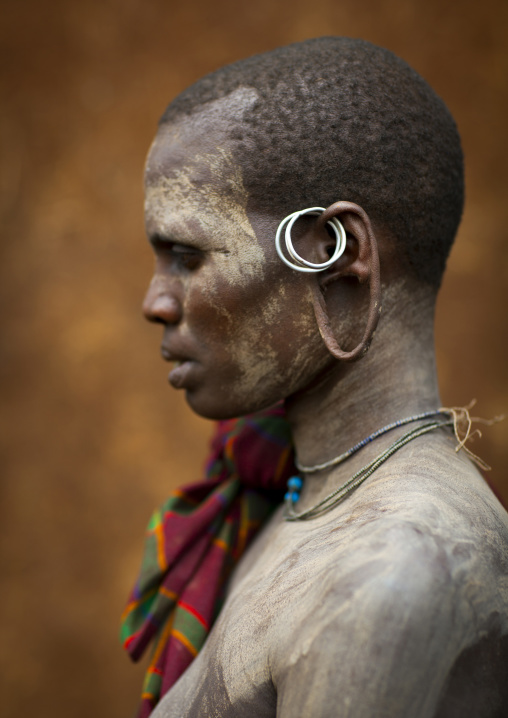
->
xmin=161 ymin=37 xmax=464 ymax=287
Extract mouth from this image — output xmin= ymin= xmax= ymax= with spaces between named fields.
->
xmin=160 ymin=346 xmax=195 ymax=389
xmin=168 ymin=360 xmax=195 ymax=389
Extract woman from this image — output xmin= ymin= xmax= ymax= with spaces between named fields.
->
xmin=121 ymin=37 xmax=508 ymax=717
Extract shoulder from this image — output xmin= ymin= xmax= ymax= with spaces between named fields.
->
xmin=356 ymin=441 xmax=508 ymax=612
xmin=272 ymin=433 xmax=508 ymax=627
xmin=265 ymin=435 xmax=508 ymax=716
xmin=272 ymin=485 xmax=508 ymax=717
xmin=310 ymin=497 xmax=506 ymax=632
xmin=361 ymin=433 xmax=508 ymax=569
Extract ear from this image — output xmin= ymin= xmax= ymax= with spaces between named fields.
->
xmin=311 ymin=201 xmax=382 ymax=362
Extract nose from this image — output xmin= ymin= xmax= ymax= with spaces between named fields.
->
xmin=142 ymin=275 xmax=182 ymax=325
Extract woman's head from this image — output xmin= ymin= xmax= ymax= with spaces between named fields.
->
xmin=143 ymin=97 xmax=335 ymax=419
xmin=160 ymin=37 xmax=464 ymax=288
xmin=143 ymin=38 xmax=462 ymax=419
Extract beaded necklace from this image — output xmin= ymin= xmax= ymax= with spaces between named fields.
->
xmin=295 ymin=410 xmax=446 ymax=474
xmin=285 ymin=411 xmax=452 ymax=521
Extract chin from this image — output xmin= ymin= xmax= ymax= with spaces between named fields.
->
xmin=184 ymin=387 xmax=282 ymax=422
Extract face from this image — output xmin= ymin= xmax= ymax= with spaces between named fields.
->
xmin=142 ymin=95 xmax=332 ymax=420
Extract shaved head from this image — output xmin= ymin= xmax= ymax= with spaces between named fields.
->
xmin=161 ymin=37 xmax=464 ymax=287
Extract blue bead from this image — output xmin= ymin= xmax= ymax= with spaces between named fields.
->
xmin=284 ymin=491 xmax=300 ymax=504
xmin=288 ymin=476 xmax=303 ymax=490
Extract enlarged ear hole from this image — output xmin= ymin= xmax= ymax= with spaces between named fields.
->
xmin=325 ymin=226 xmax=356 ymax=258
xmin=325 ymin=223 xmax=336 ymax=240
xmin=324 ymin=223 xmax=337 ymax=257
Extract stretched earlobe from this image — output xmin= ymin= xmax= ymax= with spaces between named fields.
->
xmin=312 ymin=202 xmax=382 ymax=362
xmin=273 ymin=202 xmax=382 ymax=362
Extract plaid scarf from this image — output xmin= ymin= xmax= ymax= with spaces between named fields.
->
xmin=120 ymin=406 xmax=294 ymax=717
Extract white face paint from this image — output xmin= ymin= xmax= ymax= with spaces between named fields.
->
xmin=142 ymin=92 xmax=331 ymax=420
xmin=144 ymin=145 xmax=265 ymax=287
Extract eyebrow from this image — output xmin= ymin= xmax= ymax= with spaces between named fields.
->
xmin=147 ymin=231 xmax=201 ymax=250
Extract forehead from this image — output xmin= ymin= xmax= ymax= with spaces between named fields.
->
xmin=144 ymin=90 xmax=259 ymax=234
xmin=144 ymin=129 xmax=251 ymax=249
xmin=144 ymin=90 xmax=268 ymax=265
xmin=145 ymin=87 xmax=258 ymax=186
xmin=145 ymin=122 xmax=244 ymax=216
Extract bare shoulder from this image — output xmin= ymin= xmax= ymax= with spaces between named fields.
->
xmin=272 ymin=436 xmax=508 ymax=717
xmin=152 ymin=434 xmax=508 ymax=718
xmin=370 ymin=434 xmax=508 ymax=571
xmin=307 ymin=434 xmax=508 ymax=634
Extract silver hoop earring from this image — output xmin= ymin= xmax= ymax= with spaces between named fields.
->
xmin=275 ymin=207 xmax=346 ymax=273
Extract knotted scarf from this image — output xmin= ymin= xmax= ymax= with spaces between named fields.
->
xmin=120 ymin=406 xmax=294 ymax=717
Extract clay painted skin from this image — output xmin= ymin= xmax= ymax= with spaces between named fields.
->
xmin=140 ymin=91 xmax=508 ymax=717
xmin=143 ymin=96 xmax=335 ymax=422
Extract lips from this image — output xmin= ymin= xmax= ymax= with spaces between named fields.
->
xmin=160 ymin=344 xmax=196 ymax=389
xmin=168 ymin=361 xmax=195 ymax=388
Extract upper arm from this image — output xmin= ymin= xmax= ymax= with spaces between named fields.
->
xmin=273 ymin=529 xmax=474 ymax=718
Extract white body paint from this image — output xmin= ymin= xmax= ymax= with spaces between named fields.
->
xmin=141 ymin=92 xmax=508 ymax=717
xmin=152 ymin=433 xmax=508 ymax=718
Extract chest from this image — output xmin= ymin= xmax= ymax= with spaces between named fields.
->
xmin=152 ymin=514 xmax=351 ymax=718
xmin=151 ymin=461 xmax=508 ymax=718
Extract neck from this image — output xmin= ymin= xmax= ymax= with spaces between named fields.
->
xmin=285 ymin=313 xmax=441 ymax=474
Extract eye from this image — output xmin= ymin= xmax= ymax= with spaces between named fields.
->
xmin=151 ymin=235 xmax=203 ymax=271
xmin=169 ymin=243 xmax=203 ymax=271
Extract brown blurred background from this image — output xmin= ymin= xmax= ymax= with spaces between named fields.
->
xmin=1 ymin=0 xmax=507 ymax=716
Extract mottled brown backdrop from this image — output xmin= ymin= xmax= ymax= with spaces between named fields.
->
xmin=1 ymin=1 xmax=507 ymax=716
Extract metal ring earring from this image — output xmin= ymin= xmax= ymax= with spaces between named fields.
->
xmin=275 ymin=207 xmax=346 ymax=273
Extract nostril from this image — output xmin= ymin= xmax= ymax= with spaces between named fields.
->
xmin=144 ymin=314 xmax=166 ymax=325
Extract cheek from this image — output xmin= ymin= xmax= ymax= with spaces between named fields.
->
xmin=202 ymin=274 xmax=328 ymax=401
xmin=183 ymin=253 xmax=332 ymax=414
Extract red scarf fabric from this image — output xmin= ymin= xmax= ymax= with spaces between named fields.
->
xmin=120 ymin=406 xmax=295 ymax=717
